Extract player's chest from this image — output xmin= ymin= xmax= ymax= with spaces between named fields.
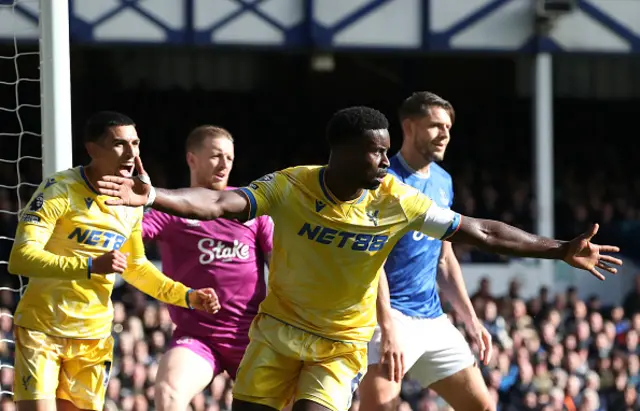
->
xmin=171 ymin=218 xmax=258 ymax=261
xmin=416 ymin=180 xmax=450 ymax=208
xmin=58 ymin=193 xmax=138 ymax=248
xmin=278 ymin=195 xmax=406 ymax=253
xmin=291 ymin=190 xmax=408 ymax=225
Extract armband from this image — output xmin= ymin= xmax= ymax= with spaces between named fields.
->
xmin=136 ymin=174 xmax=156 ymax=207
xmin=146 ymin=186 xmax=157 ymax=207
xmin=186 ymin=289 xmax=194 ymax=310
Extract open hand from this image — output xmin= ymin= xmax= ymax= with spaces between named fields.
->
xmin=379 ymin=325 xmax=405 ymax=383
xmin=563 ymin=223 xmax=622 ymax=280
xmin=465 ymin=318 xmax=492 ymax=365
xmin=188 ymin=288 xmax=221 ymax=314
xmin=97 ymin=156 xmax=151 ymax=207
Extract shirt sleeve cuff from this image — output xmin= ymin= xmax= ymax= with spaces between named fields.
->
xmin=186 ymin=289 xmax=194 ymax=309
xmin=238 ymin=188 xmax=257 ymax=219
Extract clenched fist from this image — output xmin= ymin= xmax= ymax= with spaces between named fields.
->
xmin=92 ymin=250 xmax=129 ymax=274
xmin=188 ymin=288 xmax=221 ymax=314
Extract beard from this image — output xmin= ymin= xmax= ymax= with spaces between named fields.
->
xmin=415 ymin=139 xmax=445 ymax=163
xmin=197 ymin=172 xmax=227 ymax=190
xmin=363 ymin=180 xmax=382 ymax=190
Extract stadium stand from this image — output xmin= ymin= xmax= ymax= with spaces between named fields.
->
xmin=2 ymin=57 xmax=640 ymax=410
xmin=5 ymin=270 xmax=640 ymax=410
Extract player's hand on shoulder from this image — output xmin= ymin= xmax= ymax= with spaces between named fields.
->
xmin=562 ymin=223 xmax=622 ymax=281
xmin=189 ymin=288 xmax=221 ymax=314
xmin=97 ymin=156 xmax=151 ymax=207
xmin=91 ymin=250 xmax=129 ymax=274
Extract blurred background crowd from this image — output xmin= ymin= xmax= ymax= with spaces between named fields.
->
xmin=5 ymin=272 xmax=640 ymax=411
xmin=2 ymin=44 xmax=640 ymax=411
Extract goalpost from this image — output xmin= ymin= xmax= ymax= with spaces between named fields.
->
xmin=0 ymin=0 xmax=72 ymax=402
xmin=39 ymin=0 xmax=72 ymax=175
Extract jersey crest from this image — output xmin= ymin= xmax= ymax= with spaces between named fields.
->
xmin=366 ymin=209 xmax=380 ymax=226
xmin=44 ymin=177 xmax=57 ymax=188
xmin=439 ymin=188 xmax=449 ymax=206
xmin=29 ymin=192 xmax=44 ymax=212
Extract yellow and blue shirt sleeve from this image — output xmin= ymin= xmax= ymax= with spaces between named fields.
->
xmin=237 ymin=171 xmax=287 ymax=219
xmin=120 ymin=217 xmax=191 ymax=308
xmin=8 ymin=178 xmax=91 ymax=280
xmin=397 ymin=181 xmax=462 ymax=240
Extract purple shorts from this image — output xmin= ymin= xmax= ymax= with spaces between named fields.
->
xmin=168 ymin=328 xmax=248 ymax=379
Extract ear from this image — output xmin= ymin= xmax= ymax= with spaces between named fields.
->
xmin=85 ymin=141 xmax=98 ymax=159
xmin=186 ymin=151 xmax=196 ymax=169
xmin=401 ymin=118 xmax=413 ymax=137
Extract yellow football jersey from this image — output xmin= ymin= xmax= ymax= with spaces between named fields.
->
xmin=9 ymin=166 xmax=191 ymax=339
xmin=239 ymin=165 xmax=460 ymax=343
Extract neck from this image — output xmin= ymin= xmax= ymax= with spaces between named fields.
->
xmin=191 ymin=183 xmax=224 ymax=191
xmin=324 ymin=164 xmax=362 ymax=202
xmin=83 ymin=163 xmax=105 ymax=192
xmin=399 ymin=144 xmax=433 ymax=175
xmin=190 ymin=176 xmax=225 ymax=191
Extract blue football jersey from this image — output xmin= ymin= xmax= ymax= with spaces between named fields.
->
xmin=385 ymin=154 xmax=454 ymax=318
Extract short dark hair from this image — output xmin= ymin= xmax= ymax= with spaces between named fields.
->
xmin=186 ymin=125 xmax=233 ymax=153
xmin=84 ymin=111 xmax=135 ymax=143
xmin=326 ymin=106 xmax=389 ymax=146
xmin=398 ymin=92 xmax=455 ymax=123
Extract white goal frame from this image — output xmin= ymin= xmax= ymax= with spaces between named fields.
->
xmin=39 ymin=0 xmax=72 ymax=174
xmin=0 ymin=0 xmax=72 ymax=401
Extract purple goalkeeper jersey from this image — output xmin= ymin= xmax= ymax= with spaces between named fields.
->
xmin=142 ymin=194 xmax=273 ymax=343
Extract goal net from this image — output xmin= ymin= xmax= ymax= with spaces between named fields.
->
xmin=0 ymin=0 xmax=55 ymax=403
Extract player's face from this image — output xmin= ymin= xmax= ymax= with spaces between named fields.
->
xmin=87 ymin=125 xmax=140 ymax=177
xmin=403 ymin=106 xmax=452 ymax=162
xmin=188 ymin=136 xmax=234 ymax=190
xmin=351 ymin=129 xmax=391 ymax=190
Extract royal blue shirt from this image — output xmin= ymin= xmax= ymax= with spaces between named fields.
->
xmin=385 ymin=154 xmax=454 ymax=318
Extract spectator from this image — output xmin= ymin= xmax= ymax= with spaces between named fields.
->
xmin=623 ymin=276 xmax=640 ymax=318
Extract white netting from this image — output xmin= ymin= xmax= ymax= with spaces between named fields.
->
xmin=0 ymin=0 xmax=41 ymax=403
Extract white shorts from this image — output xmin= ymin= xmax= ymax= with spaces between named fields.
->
xmin=368 ymin=310 xmax=475 ymax=388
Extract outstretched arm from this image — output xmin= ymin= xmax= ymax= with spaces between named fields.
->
xmin=97 ymin=157 xmax=250 ymax=221
xmin=415 ymin=203 xmax=621 ymax=280
xmin=449 ymin=216 xmax=566 ymax=260
xmin=151 ymin=188 xmax=249 ymax=221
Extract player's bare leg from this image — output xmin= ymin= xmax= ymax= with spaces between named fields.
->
xmin=232 ymin=399 xmax=278 ymax=411
xmin=292 ymin=399 xmax=332 ymax=411
xmin=229 ymin=396 xmax=300 ymax=411
xmin=55 ymin=399 xmax=93 ymax=411
xmin=16 ymin=399 xmax=93 ymax=411
xmin=357 ymin=363 xmax=402 ymax=411
xmin=429 ymin=366 xmax=494 ymax=411
xmin=16 ymin=400 xmax=56 ymax=411
xmin=154 ymin=347 xmax=214 ymax=411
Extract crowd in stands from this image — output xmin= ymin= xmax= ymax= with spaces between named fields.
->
xmin=2 ymin=51 xmax=640 ymax=410
xmin=2 ymin=103 xmax=640 ymax=409
xmin=4 ymin=271 xmax=640 ymax=410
